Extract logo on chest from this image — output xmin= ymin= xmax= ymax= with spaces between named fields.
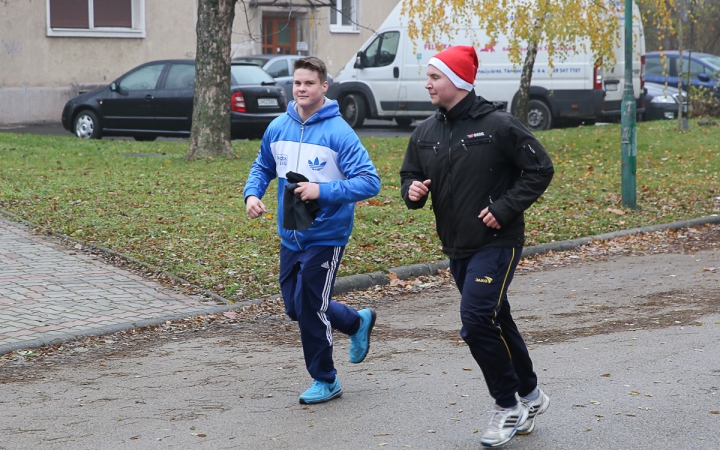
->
xmin=467 ymin=132 xmax=486 ymax=138
xmin=308 ymin=157 xmax=327 ymax=171
xmin=277 ymin=154 xmax=288 ymax=166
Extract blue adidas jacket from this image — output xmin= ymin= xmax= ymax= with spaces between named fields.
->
xmin=243 ymin=98 xmax=381 ymax=252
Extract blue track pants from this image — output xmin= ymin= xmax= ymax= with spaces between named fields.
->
xmin=279 ymin=245 xmax=361 ymax=383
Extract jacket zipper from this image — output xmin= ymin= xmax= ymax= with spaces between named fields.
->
xmin=527 ymin=144 xmax=544 ymax=169
xmin=445 ymin=117 xmax=458 ymax=256
xmin=293 ymin=121 xmax=307 ymax=251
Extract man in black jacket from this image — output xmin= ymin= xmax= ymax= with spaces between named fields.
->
xmin=400 ymin=45 xmax=554 ymax=448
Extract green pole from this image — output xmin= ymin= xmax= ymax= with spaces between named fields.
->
xmin=620 ymin=0 xmax=637 ymax=209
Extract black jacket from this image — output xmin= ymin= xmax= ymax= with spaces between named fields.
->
xmin=400 ymin=91 xmax=554 ymax=259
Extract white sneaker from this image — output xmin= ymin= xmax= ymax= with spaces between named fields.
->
xmin=516 ymin=389 xmax=550 ymax=435
xmin=480 ymin=402 xmax=529 ymax=447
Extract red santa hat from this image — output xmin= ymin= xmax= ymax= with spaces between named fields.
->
xmin=428 ymin=46 xmax=478 ymax=91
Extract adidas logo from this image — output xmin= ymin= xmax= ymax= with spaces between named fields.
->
xmin=321 ymin=261 xmax=330 ymax=269
xmin=308 ymin=157 xmax=327 ymax=171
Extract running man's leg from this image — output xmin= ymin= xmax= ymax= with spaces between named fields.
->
xmin=450 ymin=246 xmax=535 ymax=407
xmin=294 ymin=245 xmax=359 ymax=382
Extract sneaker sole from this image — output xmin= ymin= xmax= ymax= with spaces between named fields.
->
xmin=515 ymin=419 xmax=536 ymax=435
xmin=480 ymin=427 xmax=521 ymax=447
xmin=352 ymin=308 xmax=376 ymax=364
xmin=298 ymin=388 xmax=343 ymax=404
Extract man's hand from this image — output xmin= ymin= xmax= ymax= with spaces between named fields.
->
xmin=408 ymin=179 xmax=431 ymax=201
xmin=479 ymin=207 xmax=501 ymax=229
xmin=246 ymin=195 xmax=267 ymax=219
xmin=294 ymin=182 xmax=320 ymax=201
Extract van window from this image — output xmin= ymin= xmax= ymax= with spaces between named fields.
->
xmin=363 ymin=31 xmax=400 ymax=68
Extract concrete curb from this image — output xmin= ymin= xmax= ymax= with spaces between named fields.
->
xmin=0 ymin=303 xmax=243 ymax=356
xmin=332 ymin=214 xmax=720 ymax=295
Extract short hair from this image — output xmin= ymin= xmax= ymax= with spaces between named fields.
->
xmin=294 ymin=57 xmax=328 ymax=84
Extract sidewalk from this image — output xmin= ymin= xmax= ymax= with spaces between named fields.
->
xmin=0 ymin=218 xmax=238 ymax=355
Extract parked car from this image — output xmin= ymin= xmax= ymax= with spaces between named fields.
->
xmin=61 ymin=60 xmax=286 ymax=141
xmin=644 ymin=82 xmax=688 ymax=121
xmin=232 ymin=54 xmax=333 ymax=102
xmin=645 ymin=51 xmax=720 ymax=98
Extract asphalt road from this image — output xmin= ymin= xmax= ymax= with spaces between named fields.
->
xmin=1 ymin=245 xmax=719 ymax=449
xmin=0 ymin=119 xmax=415 ymax=140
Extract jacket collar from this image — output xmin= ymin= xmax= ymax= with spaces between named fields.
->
xmin=287 ymin=97 xmax=341 ymax=124
xmin=435 ymin=90 xmax=500 ymax=122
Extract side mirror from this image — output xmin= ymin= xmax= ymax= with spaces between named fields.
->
xmin=111 ymin=82 xmax=128 ymax=95
xmin=354 ymin=51 xmax=365 ymax=69
xmin=698 ymin=73 xmax=710 ymax=82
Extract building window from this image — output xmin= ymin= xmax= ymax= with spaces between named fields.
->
xmin=329 ymin=0 xmax=358 ymax=34
xmin=46 ymin=0 xmax=145 ymax=38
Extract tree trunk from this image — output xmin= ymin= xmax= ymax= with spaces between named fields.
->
xmin=515 ymin=39 xmax=539 ymax=127
xmin=186 ymin=0 xmax=237 ymax=159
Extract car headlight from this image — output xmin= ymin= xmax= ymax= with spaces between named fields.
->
xmin=650 ymin=94 xmax=677 ymax=104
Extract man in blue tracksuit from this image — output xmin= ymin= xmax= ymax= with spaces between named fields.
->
xmin=244 ymin=57 xmax=380 ymax=405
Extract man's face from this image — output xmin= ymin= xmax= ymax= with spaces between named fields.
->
xmin=425 ymin=65 xmax=465 ymax=110
xmin=293 ymin=68 xmax=328 ymax=112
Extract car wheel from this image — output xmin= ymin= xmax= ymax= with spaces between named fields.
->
xmin=395 ymin=117 xmax=413 ymax=128
xmin=74 ymin=110 xmax=101 ymax=139
xmin=134 ymin=136 xmax=157 ymax=142
xmin=526 ymin=100 xmax=552 ymax=131
xmin=341 ymin=94 xmax=366 ymax=128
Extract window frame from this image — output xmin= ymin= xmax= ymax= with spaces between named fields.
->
xmin=46 ymin=0 xmax=146 ymax=38
xmin=329 ymin=0 xmax=359 ymax=34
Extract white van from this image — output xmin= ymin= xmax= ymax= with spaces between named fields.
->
xmin=327 ymin=1 xmax=645 ymax=130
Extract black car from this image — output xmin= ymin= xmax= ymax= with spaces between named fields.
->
xmin=644 ymin=82 xmax=687 ymax=121
xmin=61 ymin=60 xmax=286 ymax=140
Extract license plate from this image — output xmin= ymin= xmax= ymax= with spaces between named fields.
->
xmin=605 ymin=84 xmax=618 ymax=91
xmin=258 ymin=98 xmax=278 ymax=107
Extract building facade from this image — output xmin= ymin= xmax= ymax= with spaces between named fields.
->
xmin=0 ymin=0 xmax=399 ymax=124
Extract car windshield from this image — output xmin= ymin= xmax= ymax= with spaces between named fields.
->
xmin=234 ymin=57 xmax=269 ymax=67
xmin=231 ymin=64 xmax=276 ymax=85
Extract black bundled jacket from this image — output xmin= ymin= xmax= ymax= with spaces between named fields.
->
xmin=400 ymin=90 xmax=554 ymax=259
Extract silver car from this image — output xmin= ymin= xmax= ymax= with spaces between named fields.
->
xmin=232 ymin=54 xmax=333 ymax=103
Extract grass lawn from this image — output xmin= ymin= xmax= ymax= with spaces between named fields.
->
xmin=1 ymin=120 xmax=718 ymax=300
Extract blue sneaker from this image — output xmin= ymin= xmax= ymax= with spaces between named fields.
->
xmin=298 ymin=377 xmax=342 ymax=404
xmin=349 ymin=308 xmax=376 ymax=363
